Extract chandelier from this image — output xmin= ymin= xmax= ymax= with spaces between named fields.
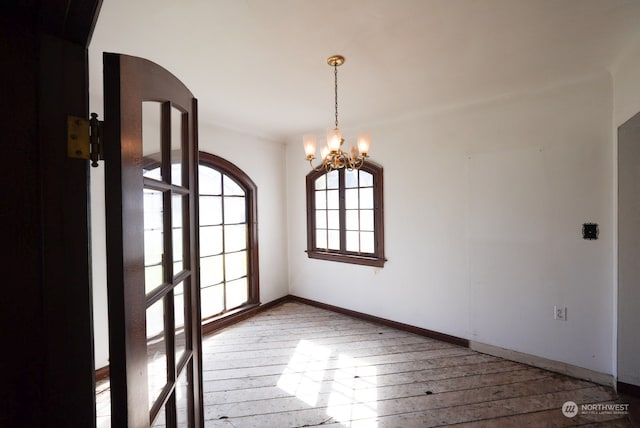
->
xmin=303 ymin=55 xmax=371 ymax=171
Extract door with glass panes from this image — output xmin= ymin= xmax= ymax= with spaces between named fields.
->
xmin=103 ymin=53 xmax=204 ymax=427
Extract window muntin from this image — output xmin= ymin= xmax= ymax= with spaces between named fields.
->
xmin=306 ymin=162 xmax=385 ymax=267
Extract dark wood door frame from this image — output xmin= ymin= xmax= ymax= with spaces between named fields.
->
xmin=1 ymin=1 xmax=103 ymax=427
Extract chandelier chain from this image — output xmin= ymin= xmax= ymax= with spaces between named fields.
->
xmin=334 ymin=63 xmax=339 ymax=129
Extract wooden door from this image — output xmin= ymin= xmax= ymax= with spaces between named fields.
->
xmin=103 ymin=53 xmax=203 ymax=427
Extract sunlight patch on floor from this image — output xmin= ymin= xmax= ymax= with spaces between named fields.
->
xmin=327 ymin=354 xmax=378 ymax=427
xmin=277 ymin=339 xmax=331 ymax=407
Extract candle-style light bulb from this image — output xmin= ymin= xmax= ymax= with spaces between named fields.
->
xmin=303 ymin=134 xmax=317 ymax=160
xmin=327 ymin=128 xmax=342 ymax=152
xmin=357 ymin=132 xmax=371 ymax=156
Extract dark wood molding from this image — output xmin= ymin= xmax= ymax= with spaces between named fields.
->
xmin=95 ymin=365 xmax=110 ymax=382
xmin=618 ymin=381 xmax=640 ymax=397
xmin=306 ymin=250 xmax=386 ymax=267
xmin=288 ymin=295 xmax=469 ymax=348
xmin=1 ymin=1 xmax=101 ymax=426
xmin=201 ymin=295 xmax=290 ymax=337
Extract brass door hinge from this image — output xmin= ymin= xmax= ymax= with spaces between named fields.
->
xmin=67 ymin=113 xmax=103 ymax=167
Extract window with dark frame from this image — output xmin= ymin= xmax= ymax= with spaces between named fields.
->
xmin=198 ymin=152 xmax=260 ymax=324
xmin=143 ymin=151 xmax=260 ymax=332
xmin=305 ymin=161 xmax=386 ymax=267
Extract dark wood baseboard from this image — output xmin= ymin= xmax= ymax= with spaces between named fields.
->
xmin=95 ymin=364 xmax=110 ymax=382
xmin=619 ymin=381 xmax=640 ymax=397
xmin=288 ymin=295 xmax=470 ymax=348
xmin=201 ymin=296 xmax=290 ymax=336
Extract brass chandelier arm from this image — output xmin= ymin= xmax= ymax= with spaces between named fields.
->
xmin=308 ymin=149 xmax=368 ymax=172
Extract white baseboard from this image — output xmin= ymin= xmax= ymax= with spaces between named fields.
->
xmin=469 ymin=341 xmax=614 ymax=387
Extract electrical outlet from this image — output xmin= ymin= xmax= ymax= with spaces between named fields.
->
xmin=554 ymin=306 xmax=567 ymax=321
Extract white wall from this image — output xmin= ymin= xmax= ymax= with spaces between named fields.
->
xmin=90 ymin=120 xmax=289 ymax=369
xmin=612 ymin=35 xmax=640 ymax=387
xmin=286 ymin=74 xmax=615 ymax=375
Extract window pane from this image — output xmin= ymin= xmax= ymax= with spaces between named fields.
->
xmin=144 ymin=229 xmax=163 ymax=266
xmin=172 ymin=228 xmax=183 ymax=275
xmin=199 ymin=166 xmax=221 ymax=195
xmin=327 ymin=190 xmax=339 ymax=209
xmin=224 ymin=196 xmax=246 ymax=224
xmin=223 ymin=175 xmax=244 ymax=196
xmin=176 ymin=365 xmax=191 ymax=427
xmin=200 ymin=195 xmax=222 ymax=226
xmin=345 ymin=188 xmax=359 ymax=209
xmin=225 ymin=251 xmax=247 ymax=281
xmin=172 ymin=193 xmax=184 ymax=273
xmin=315 ymin=174 xmax=326 ymax=190
xmin=345 ymin=169 xmax=358 ymax=188
xmin=360 ymin=187 xmax=374 ymax=209
xmin=327 ymin=210 xmax=339 ymax=229
xmin=200 ymin=225 xmax=223 ymax=256
xmin=151 ymin=405 xmax=165 ymax=428
xmin=142 ymin=102 xmax=162 ymax=179
xmin=361 ymin=231 xmax=375 ymax=253
xmin=144 ymin=166 xmax=161 ymax=180
xmin=315 ymin=190 xmax=326 ymax=209
xmin=346 ymin=210 xmax=359 ymax=230
xmin=328 ymin=230 xmax=340 ymax=250
xmin=171 ymin=107 xmax=184 ymax=186
xmin=226 ymin=277 xmax=248 ymax=309
xmin=346 ymin=231 xmax=359 ymax=252
xmin=200 ymin=255 xmax=223 ymax=286
xmin=360 ymin=209 xmax=374 ymax=231
xmin=225 ymin=224 xmax=247 ymax=252
xmin=171 ymin=163 xmax=182 ymax=187
xmin=174 ymin=282 xmax=186 ymax=363
xmin=201 ymin=284 xmax=224 ymax=319
xmin=146 ymin=298 xmax=167 ymax=409
xmin=315 ymin=210 xmax=327 ymax=229
xmin=144 ymin=189 xmax=164 ymax=230
xmin=145 ymin=265 xmax=163 ymax=294
xmin=359 ymin=170 xmax=373 ymax=187
xmin=326 ymin=170 xmax=339 ymax=189
xmin=316 ymin=229 xmax=327 ymax=249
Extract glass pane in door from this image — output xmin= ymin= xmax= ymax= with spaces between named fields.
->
xmin=176 ymin=363 xmax=192 ymax=427
xmin=172 ymin=193 xmax=184 ymax=275
xmin=174 ymin=282 xmax=186 ymax=364
xmin=142 ymin=102 xmax=163 ymax=179
xmin=146 ymin=298 xmax=168 ymax=409
xmin=171 ymin=106 xmax=184 ymax=186
xmin=144 ymin=189 xmax=164 ymax=294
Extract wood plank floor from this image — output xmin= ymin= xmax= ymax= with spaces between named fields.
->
xmin=97 ymin=301 xmax=633 ymax=427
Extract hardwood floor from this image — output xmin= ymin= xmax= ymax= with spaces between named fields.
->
xmin=97 ymin=301 xmax=633 ymax=427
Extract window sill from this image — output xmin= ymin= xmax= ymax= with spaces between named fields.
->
xmin=201 ymin=303 xmax=260 ymax=336
xmin=306 ymin=250 xmax=386 ymax=267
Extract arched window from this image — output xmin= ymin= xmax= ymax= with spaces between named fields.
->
xmin=198 ymin=153 xmax=259 ymax=324
xmin=305 ymin=162 xmax=386 ymax=267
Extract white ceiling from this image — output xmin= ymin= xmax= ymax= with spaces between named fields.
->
xmin=89 ymin=0 xmax=640 ymax=142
